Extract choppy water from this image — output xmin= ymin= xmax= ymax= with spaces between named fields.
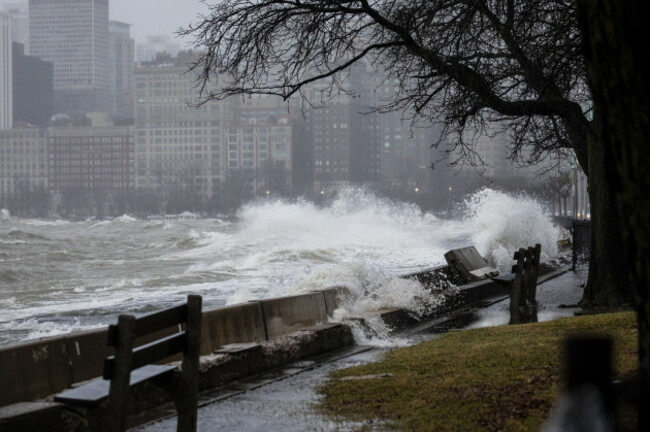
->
xmin=0 ymin=188 xmax=563 ymax=346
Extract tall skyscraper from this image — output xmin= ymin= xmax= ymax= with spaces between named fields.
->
xmin=28 ymin=0 xmax=110 ymax=116
xmin=2 ymin=2 xmax=29 ymax=50
xmin=0 ymin=12 xmax=13 ymax=129
xmin=109 ymin=21 xmax=135 ymax=124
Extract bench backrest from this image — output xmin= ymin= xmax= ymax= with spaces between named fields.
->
xmin=103 ymin=300 xmax=197 ymax=379
xmin=105 ymin=295 xmax=202 ymax=432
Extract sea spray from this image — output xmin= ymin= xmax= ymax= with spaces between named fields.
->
xmin=0 ymin=187 xmax=562 ymax=346
xmin=463 ymin=188 xmax=561 ymax=271
xmin=240 ymin=261 xmax=450 ymax=346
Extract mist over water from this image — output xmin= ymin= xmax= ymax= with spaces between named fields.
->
xmin=0 ymin=188 xmax=562 ymax=345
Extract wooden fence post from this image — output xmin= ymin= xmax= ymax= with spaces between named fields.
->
xmin=527 ymin=244 xmax=542 ymax=304
xmin=520 ymin=248 xmax=533 ymax=307
xmin=509 ymin=249 xmax=526 ymax=315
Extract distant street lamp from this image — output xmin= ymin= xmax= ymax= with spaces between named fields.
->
xmin=414 ymin=187 xmax=419 ymax=193
xmin=265 ymin=190 xmax=270 ymax=196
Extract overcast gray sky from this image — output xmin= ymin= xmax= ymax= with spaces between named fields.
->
xmin=110 ymin=0 xmax=209 ymax=44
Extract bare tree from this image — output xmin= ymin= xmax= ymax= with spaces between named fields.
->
xmin=182 ymin=0 xmax=627 ymax=306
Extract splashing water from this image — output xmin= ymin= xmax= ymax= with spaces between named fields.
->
xmin=0 ymin=187 xmax=561 ymax=345
xmin=463 ymin=188 xmax=561 ymax=271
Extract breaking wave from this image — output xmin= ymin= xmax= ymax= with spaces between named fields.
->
xmin=1 ymin=187 xmax=561 ymax=346
xmin=463 ymin=188 xmax=561 ymax=271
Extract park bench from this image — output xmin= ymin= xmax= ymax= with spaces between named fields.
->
xmin=444 ymin=246 xmax=500 ymax=284
xmin=54 ymin=295 xmax=202 ymax=432
xmin=492 ymin=244 xmax=541 ymax=311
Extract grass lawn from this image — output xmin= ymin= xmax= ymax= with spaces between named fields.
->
xmin=319 ymin=311 xmax=638 ymax=431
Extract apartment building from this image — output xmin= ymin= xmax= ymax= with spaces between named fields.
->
xmin=0 ymin=127 xmax=47 ymax=197
xmin=47 ymin=126 xmax=134 ymax=194
xmin=134 ymin=54 xmax=235 ymax=200
xmin=225 ymin=119 xmax=293 ymax=196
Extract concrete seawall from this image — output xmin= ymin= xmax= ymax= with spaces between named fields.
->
xmin=0 ymin=288 xmax=339 ymax=408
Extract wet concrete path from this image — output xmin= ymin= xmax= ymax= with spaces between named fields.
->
xmin=135 ymin=268 xmax=586 ymax=431
xmin=134 ymin=346 xmax=388 ymax=431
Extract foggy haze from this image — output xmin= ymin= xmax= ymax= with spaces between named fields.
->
xmin=110 ymin=0 xmax=208 ymax=43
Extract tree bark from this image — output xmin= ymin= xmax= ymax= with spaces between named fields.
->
xmin=578 ymin=0 xmax=650 ymax=428
xmin=581 ymin=110 xmax=630 ymax=307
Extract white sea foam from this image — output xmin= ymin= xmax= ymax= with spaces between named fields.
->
xmin=20 ymin=219 xmax=70 ymax=227
xmin=463 ymin=188 xmax=561 ymax=271
xmin=95 ymin=278 xmax=143 ymax=292
xmin=113 ymin=214 xmax=137 ymax=223
xmin=0 ymin=297 xmax=17 ymax=307
xmin=0 ymin=318 xmax=105 ymax=341
xmin=88 ymin=220 xmax=111 ymax=229
xmin=278 ymin=262 xmax=447 ymax=345
xmin=0 ymin=239 xmax=26 ymax=245
xmin=225 ymin=287 xmax=258 ymax=305
xmin=0 ymin=187 xmax=563 ymax=346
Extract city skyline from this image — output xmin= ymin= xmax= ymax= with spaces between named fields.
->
xmin=2 ymin=0 xmax=208 ymax=44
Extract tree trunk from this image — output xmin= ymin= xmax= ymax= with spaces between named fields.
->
xmin=579 ymin=1 xmax=650 ymax=428
xmin=581 ymin=113 xmax=631 ymax=307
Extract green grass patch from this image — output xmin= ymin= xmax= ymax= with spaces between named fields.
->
xmin=319 ymin=312 xmax=638 ymax=431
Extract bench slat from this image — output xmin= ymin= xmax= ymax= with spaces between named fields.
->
xmin=131 ymin=332 xmax=186 ymax=371
xmin=104 ymin=332 xmax=186 ymax=379
xmin=107 ymin=304 xmax=187 ymax=346
xmin=135 ymin=305 xmax=187 ymax=339
xmin=54 ymin=365 xmax=176 ymax=406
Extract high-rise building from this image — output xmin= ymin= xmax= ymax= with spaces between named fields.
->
xmin=12 ymin=42 xmax=53 ymax=127
xmin=134 ymin=52 xmax=235 ymax=202
xmin=306 ymin=62 xmax=381 ymax=193
xmin=28 ymin=0 xmax=110 ymax=116
xmin=0 ymin=12 xmax=12 ymax=129
xmin=109 ymin=21 xmax=135 ymax=124
xmin=2 ymin=2 xmax=29 ymax=49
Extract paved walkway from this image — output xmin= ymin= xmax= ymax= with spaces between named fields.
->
xmin=135 ymin=267 xmax=586 ymax=431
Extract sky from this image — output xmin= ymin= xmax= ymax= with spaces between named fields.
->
xmin=110 ymin=0 xmax=210 ymax=44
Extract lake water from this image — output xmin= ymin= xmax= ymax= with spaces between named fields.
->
xmin=0 ymin=188 xmax=563 ymax=346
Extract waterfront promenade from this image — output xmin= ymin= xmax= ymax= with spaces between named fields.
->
xmin=136 ymin=269 xmax=586 ymax=431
